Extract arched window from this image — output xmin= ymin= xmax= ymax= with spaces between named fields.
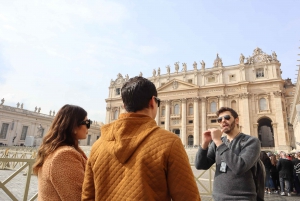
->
xmin=259 ymin=98 xmax=267 ymax=111
xmin=210 ymin=101 xmax=217 ymax=113
xmin=161 ymin=106 xmax=165 ymax=116
xmin=188 ymin=135 xmax=194 ymax=146
xmin=174 ymin=104 xmax=180 ymax=115
xmin=231 ymin=100 xmax=237 ymax=111
xmin=189 ymin=104 xmax=193 ymax=115
xmin=114 ymin=110 xmax=119 ymax=120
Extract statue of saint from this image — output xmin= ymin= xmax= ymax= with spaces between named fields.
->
xmin=17 ymin=102 xmax=20 ymax=108
xmin=0 ymin=98 xmax=4 ymax=105
xmin=182 ymin=63 xmax=187 ymax=72
xmin=49 ymin=110 xmax=52 ymax=115
xmin=166 ymin=65 xmax=170 ymax=74
xmin=193 ymin=61 xmax=197 ymax=70
xmin=239 ymin=53 xmax=245 ymax=64
xmin=21 ymin=103 xmax=23 ymax=109
xmin=157 ymin=67 xmax=160 ymax=76
xmin=53 ymin=110 xmax=55 ymax=116
xmin=34 ymin=106 xmax=37 ymax=112
xmin=272 ymin=51 xmax=277 ymax=60
xmin=38 ymin=107 xmax=41 ymax=113
xmin=139 ymin=72 xmax=143 ymax=77
xmin=117 ymin=73 xmax=122 ymax=78
xmin=125 ymin=74 xmax=129 ymax=81
xmin=152 ymin=69 xmax=156 ymax=77
xmin=174 ymin=62 xmax=179 ymax=73
xmin=201 ymin=60 xmax=205 ymax=69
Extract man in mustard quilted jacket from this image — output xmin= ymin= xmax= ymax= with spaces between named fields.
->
xmin=82 ymin=76 xmax=200 ymax=201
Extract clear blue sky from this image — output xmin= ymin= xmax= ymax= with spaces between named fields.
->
xmin=0 ymin=0 xmax=299 ymax=123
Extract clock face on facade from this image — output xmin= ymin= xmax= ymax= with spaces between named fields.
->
xmin=254 ymin=55 xmax=263 ymax=63
xmin=116 ymin=79 xmax=121 ymax=84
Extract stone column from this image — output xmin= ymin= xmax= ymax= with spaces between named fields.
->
xmin=240 ymin=93 xmax=251 ymax=134
xmin=253 ymin=123 xmax=259 ymax=138
xmin=219 ymin=95 xmax=225 ymax=108
xmin=201 ymin=97 xmax=207 ymax=134
xmin=181 ymin=98 xmax=187 ymax=145
xmin=155 ymin=105 xmax=160 ymax=125
xmin=273 ymin=91 xmax=289 ymax=150
xmin=165 ymin=100 xmax=170 ymax=131
xmin=193 ymin=97 xmax=200 ymax=146
xmin=271 ymin=122 xmax=278 ymax=149
xmin=105 ymin=107 xmax=111 ymax=124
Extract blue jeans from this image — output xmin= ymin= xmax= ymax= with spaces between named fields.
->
xmin=279 ymin=177 xmax=291 ymax=193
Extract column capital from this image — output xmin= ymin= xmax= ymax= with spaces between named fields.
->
xmin=181 ymin=98 xmax=187 ymax=103
xmin=193 ymin=97 xmax=199 ymax=102
xmin=273 ymin=91 xmax=282 ymax=97
xmin=106 ymin=107 xmax=111 ymax=111
xmin=239 ymin=93 xmax=251 ymax=99
xmin=200 ymin=97 xmax=207 ymax=102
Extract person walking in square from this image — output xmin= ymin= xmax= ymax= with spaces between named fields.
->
xmin=277 ymin=151 xmax=294 ymax=196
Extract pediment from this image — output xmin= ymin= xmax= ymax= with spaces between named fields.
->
xmin=157 ymin=79 xmax=199 ymax=92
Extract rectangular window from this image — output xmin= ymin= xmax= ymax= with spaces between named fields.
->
xmin=20 ymin=126 xmax=28 ymax=140
xmin=208 ymin=76 xmax=216 ymax=83
xmin=87 ymin=135 xmax=91 ymax=145
xmin=211 ymin=119 xmax=217 ymax=123
xmin=187 ymin=79 xmax=193 ymax=83
xmin=188 ymin=120 xmax=193 ymax=124
xmin=115 ymin=88 xmax=120 ymax=95
xmin=0 ymin=123 xmax=9 ymax=139
xmin=256 ymin=68 xmax=264 ymax=78
xmin=161 ymin=121 xmax=165 ymax=125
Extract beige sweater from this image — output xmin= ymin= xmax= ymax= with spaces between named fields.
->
xmin=38 ymin=146 xmax=87 ymax=201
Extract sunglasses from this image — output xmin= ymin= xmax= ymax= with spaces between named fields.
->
xmin=154 ymin=96 xmax=161 ymax=107
xmin=80 ymin=119 xmax=91 ymax=129
xmin=217 ymin=115 xmax=231 ymax=123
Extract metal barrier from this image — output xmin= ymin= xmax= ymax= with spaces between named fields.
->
xmin=0 ymin=147 xmax=214 ymax=201
xmin=0 ymin=158 xmax=37 ymax=201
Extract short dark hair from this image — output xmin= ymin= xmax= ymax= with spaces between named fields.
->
xmin=121 ymin=76 xmax=157 ymax=112
xmin=216 ymin=107 xmax=238 ymax=119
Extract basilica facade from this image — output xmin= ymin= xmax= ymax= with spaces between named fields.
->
xmin=106 ymin=48 xmax=295 ymax=152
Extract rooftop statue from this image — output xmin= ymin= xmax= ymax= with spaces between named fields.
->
xmin=153 ymin=69 xmax=156 ymax=77
xmin=139 ymin=72 xmax=143 ymax=77
xmin=157 ymin=67 xmax=160 ymax=76
xmin=201 ymin=60 xmax=205 ymax=69
xmin=174 ymin=62 xmax=179 ymax=73
xmin=166 ymin=65 xmax=170 ymax=74
xmin=193 ymin=61 xmax=197 ymax=70
xmin=0 ymin=98 xmax=4 ymax=105
xmin=239 ymin=53 xmax=245 ymax=64
xmin=182 ymin=63 xmax=187 ymax=72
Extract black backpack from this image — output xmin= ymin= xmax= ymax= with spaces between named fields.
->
xmin=240 ymin=135 xmax=265 ymax=201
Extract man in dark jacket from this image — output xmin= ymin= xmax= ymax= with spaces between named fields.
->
xmin=277 ymin=151 xmax=294 ymax=196
xmin=195 ymin=107 xmax=261 ymax=201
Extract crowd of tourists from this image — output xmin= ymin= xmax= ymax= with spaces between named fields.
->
xmin=260 ymin=150 xmax=300 ymax=196
xmin=31 ymin=76 xmax=300 ymax=201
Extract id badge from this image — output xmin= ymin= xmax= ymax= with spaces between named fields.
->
xmin=220 ymin=161 xmax=227 ymax=173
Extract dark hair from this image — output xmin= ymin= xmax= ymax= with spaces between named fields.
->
xmin=33 ymin=104 xmax=87 ymax=174
xmin=121 ymin=76 xmax=157 ymax=112
xmin=216 ymin=107 xmax=238 ymax=118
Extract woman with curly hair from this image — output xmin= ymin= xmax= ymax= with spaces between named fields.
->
xmin=33 ymin=104 xmax=90 ymax=201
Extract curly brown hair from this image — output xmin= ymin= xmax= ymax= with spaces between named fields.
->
xmin=33 ymin=104 xmax=87 ymax=175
